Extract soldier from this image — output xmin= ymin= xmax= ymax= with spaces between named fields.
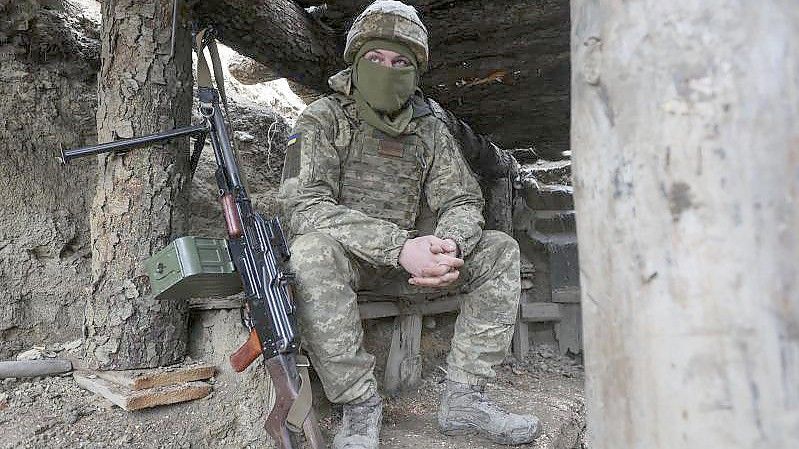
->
xmin=279 ymin=1 xmax=540 ymax=447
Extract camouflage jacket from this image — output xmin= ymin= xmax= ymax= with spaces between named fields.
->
xmin=279 ymin=68 xmax=485 ymax=268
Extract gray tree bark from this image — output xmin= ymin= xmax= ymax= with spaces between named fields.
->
xmin=573 ymin=1 xmax=799 ymax=447
xmin=84 ymin=0 xmax=193 ymax=370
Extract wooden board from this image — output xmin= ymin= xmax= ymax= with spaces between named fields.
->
xmin=188 ymin=296 xmax=464 ymax=320
xmin=521 ymin=302 xmax=563 ymax=322
xmin=552 ymin=286 xmax=581 ymax=304
xmin=512 ymin=312 xmax=530 ymax=360
xmin=91 ymin=362 xmax=215 ymax=391
xmin=358 ymin=297 xmax=463 ymax=320
xmin=188 ymin=297 xmax=241 ymax=310
xmin=73 ymin=373 xmax=211 ymax=411
xmin=384 ymin=314 xmax=422 ymax=396
xmin=555 ymin=303 xmax=582 ymax=355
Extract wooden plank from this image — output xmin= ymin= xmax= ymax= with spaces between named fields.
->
xmin=552 ymin=286 xmax=581 ymax=303
xmin=512 ymin=309 xmax=530 ymax=360
xmin=73 ymin=373 xmax=211 ymax=411
xmin=188 ymin=294 xmax=463 ymax=319
xmin=188 ymin=297 xmax=241 ymax=310
xmin=0 ymin=359 xmax=73 ymax=378
xmin=92 ymin=363 xmax=215 ymax=391
xmin=359 ymin=301 xmax=400 ymax=320
xmin=555 ymin=304 xmax=582 ymax=355
xmin=384 ymin=314 xmax=422 ymax=396
xmin=521 ymin=302 xmax=563 ymax=322
xmin=359 ymin=298 xmax=462 ymax=320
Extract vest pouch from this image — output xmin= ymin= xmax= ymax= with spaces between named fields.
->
xmin=144 ymin=236 xmax=243 ymax=300
xmin=339 ymin=126 xmax=426 ymax=229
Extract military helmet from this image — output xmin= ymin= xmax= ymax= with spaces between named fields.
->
xmin=344 ymin=0 xmax=429 ymax=71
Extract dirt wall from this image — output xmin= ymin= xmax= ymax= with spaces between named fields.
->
xmin=0 ymin=0 xmax=100 ymax=358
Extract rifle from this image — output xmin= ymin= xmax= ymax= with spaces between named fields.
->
xmin=60 ymin=27 xmax=324 ymax=449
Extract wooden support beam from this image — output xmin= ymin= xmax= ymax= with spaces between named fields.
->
xmin=384 ymin=314 xmax=422 ymax=396
xmin=512 ymin=310 xmax=530 ymax=360
xmin=520 ymin=302 xmax=563 ymax=322
xmin=84 ymin=0 xmax=193 ymax=370
xmin=187 ymin=0 xmax=339 ymax=92
xmin=555 ymin=304 xmax=582 ymax=355
xmin=187 ymin=296 xmax=465 ymax=319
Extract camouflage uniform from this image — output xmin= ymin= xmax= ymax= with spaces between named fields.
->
xmin=279 ymin=66 xmax=521 ymax=404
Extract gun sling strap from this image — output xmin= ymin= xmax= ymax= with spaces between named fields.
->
xmin=188 ymin=27 xmax=230 ymax=179
xmin=286 ymin=354 xmax=314 ymax=432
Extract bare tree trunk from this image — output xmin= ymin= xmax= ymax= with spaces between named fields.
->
xmin=573 ymin=1 xmax=799 ymax=447
xmin=84 ymin=0 xmax=193 ymax=370
xmin=187 ymin=0 xmax=340 ymax=92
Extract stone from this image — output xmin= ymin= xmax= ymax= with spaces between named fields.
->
xmin=16 ymin=348 xmax=43 ymax=361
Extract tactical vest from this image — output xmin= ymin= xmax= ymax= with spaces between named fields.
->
xmin=338 ymin=120 xmax=427 ymax=230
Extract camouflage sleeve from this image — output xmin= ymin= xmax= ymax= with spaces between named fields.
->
xmin=279 ymin=99 xmax=411 ymax=267
xmin=426 ymin=121 xmax=486 ymax=257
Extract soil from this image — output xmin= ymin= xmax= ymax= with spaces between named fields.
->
xmin=0 ymin=342 xmax=584 ymax=449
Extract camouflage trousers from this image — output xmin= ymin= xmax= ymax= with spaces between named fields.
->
xmin=289 ymin=230 xmax=521 ymax=404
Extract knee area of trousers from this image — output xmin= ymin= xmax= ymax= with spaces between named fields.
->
xmin=289 ymin=232 xmax=346 ymax=269
xmin=480 ymin=230 xmax=520 ymax=259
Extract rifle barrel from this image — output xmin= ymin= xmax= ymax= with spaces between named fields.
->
xmin=60 ymin=123 xmax=208 ymax=163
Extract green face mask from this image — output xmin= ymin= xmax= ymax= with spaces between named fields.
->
xmin=353 ymin=53 xmax=418 ymax=114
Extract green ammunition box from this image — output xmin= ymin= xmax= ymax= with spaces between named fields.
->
xmin=144 ymin=236 xmax=243 ymax=300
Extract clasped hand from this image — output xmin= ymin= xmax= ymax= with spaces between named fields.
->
xmin=398 ymin=235 xmax=464 ymax=287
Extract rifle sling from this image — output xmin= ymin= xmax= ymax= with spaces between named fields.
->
xmin=286 ymin=354 xmax=313 ymax=433
xmin=192 ymin=26 xmax=239 ymax=183
xmin=194 ymin=28 xmax=230 ymax=117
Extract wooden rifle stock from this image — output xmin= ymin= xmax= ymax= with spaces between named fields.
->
xmin=231 ymin=337 xmax=325 ymax=448
xmin=230 ymin=330 xmax=262 ymax=372
xmin=264 ymin=356 xmax=302 ymax=448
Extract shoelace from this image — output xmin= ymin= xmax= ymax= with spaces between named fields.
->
xmin=460 ymin=388 xmax=511 ymax=419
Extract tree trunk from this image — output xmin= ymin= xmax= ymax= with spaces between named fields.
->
xmin=573 ymin=1 xmax=799 ymax=447
xmin=84 ymin=0 xmax=193 ymax=370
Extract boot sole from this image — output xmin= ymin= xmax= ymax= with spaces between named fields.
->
xmin=440 ymin=425 xmax=479 ymax=437
xmin=440 ymin=422 xmax=539 ymax=445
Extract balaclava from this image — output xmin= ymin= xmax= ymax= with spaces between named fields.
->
xmin=351 ymin=39 xmax=419 ymax=136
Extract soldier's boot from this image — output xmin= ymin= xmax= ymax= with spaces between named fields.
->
xmin=438 ymin=380 xmax=541 ymax=445
xmin=333 ymin=392 xmax=383 ymax=449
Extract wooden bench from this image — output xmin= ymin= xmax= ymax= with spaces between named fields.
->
xmin=189 ymin=295 xmax=564 ymax=395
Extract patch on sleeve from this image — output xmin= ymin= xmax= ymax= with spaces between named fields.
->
xmin=282 ymin=133 xmax=302 ymax=180
xmin=287 ymin=133 xmax=300 ymax=148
